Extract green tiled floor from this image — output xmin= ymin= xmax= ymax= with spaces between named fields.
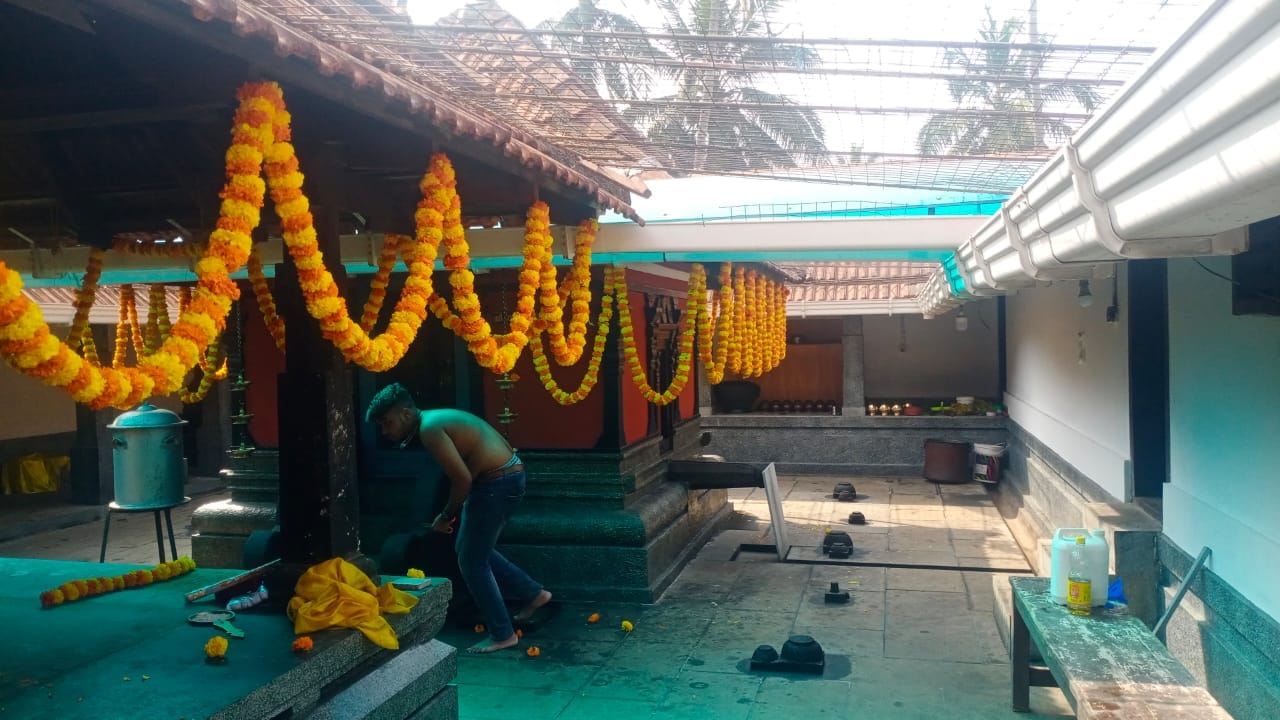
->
xmin=445 ymin=476 xmax=1072 ymax=720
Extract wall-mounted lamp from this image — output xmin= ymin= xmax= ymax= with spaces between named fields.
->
xmin=1077 ymin=279 xmax=1094 ymax=308
xmin=954 ymin=307 xmax=969 ymax=332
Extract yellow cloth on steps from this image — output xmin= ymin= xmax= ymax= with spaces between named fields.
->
xmin=286 ymin=557 xmax=419 ymax=649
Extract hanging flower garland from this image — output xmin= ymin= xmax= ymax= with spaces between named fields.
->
xmin=144 ymin=284 xmax=167 ymax=356
xmin=537 ymin=218 xmax=598 ymax=366
xmin=67 ymin=249 xmax=105 ymax=351
xmin=80 ymin=322 xmax=100 ymax=367
xmin=246 ymin=245 xmax=286 ymax=353
xmin=262 ymin=97 xmax=441 ymax=372
xmin=429 ymin=200 xmax=552 ymax=374
xmin=113 ymin=285 xmax=134 ymax=368
xmin=181 ymin=333 xmax=226 ymax=404
xmin=112 ymin=237 xmax=203 ymax=258
xmin=530 ymin=266 xmax=616 ymax=405
xmin=615 ymin=264 xmax=705 ymax=406
xmin=0 ymin=81 xmax=280 ymax=409
xmin=697 ymin=263 xmax=734 ymax=384
xmin=359 ymin=234 xmax=405 ymax=333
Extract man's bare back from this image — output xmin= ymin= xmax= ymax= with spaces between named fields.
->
xmin=416 ymin=408 xmax=514 ymax=478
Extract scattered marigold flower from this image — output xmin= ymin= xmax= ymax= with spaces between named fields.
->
xmin=587 ymin=613 xmax=600 ymax=624
xmin=122 ymin=677 xmax=130 ymax=682
xmin=473 ymin=624 xmax=486 ymax=633
xmin=141 ymin=675 xmax=150 ymax=681
xmin=292 ymin=636 xmax=314 ymax=652
xmin=405 ymin=568 xmax=425 ymax=579
xmin=526 ymin=646 xmax=540 ymax=657
xmin=515 ymin=629 xmax=523 ymax=638
xmin=205 ymin=636 xmax=229 ymax=659
xmin=620 ymin=620 xmax=634 ymax=633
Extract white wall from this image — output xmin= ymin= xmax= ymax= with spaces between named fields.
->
xmin=0 ymin=328 xmax=76 ymax=442
xmin=1165 ymin=256 xmax=1280 ymax=620
xmin=1005 ymin=273 xmax=1132 ymax=500
xmin=863 ymin=298 xmax=1000 ymax=400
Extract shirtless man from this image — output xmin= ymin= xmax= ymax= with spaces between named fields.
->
xmin=366 ymin=383 xmax=551 ymax=653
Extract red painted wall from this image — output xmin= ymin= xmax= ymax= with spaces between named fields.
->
xmin=480 ymin=343 xmax=604 ymax=450
xmin=242 ymin=286 xmax=285 ymax=447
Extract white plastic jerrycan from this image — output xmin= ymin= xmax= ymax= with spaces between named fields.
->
xmin=1049 ymin=528 xmax=1109 ymax=606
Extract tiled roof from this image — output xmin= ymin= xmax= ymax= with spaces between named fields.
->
xmin=782 ymin=262 xmax=936 ymax=302
xmin=177 ymin=0 xmax=645 ymax=222
xmin=23 ymin=286 xmax=184 ymax=326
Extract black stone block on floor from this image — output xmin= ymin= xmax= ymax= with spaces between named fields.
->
xmin=308 ymin=639 xmax=457 ymax=720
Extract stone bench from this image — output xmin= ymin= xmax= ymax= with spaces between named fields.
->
xmin=1010 ymin=576 xmax=1232 ymax=719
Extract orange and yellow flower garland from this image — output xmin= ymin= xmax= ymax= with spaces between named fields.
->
xmin=247 ymin=244 xmax=286 ymax=353
xmin=0 ymin=81 xmax=278 ymax=409
xmin=39 ymin=557 xmax=195 ymax=609
xmin=67 ymin=249 xmax=105 ymax=351
xmin=697 ymin=263 xmax=734 ymax=384
xmin=263 ymin=96 xmax=441 ymax=371
xmin=359 ymin=234 xmax=405 ymax=333
xmin=529 ymin=266 xmax=617 ymax=405
xmin=429 ymin=200 xmax=551 ymax=374
xmin=615 ymin=265 xmax=704 ymax=406
xmin=537 ymin=218 xmax=598 ymax=366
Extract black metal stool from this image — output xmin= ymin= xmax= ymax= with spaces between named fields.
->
xmin=99 ymin=496 xmax=190 ymax=563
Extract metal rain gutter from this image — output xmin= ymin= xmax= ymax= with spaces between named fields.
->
xmin=919 ymin=0 xmax=1275 ymax=317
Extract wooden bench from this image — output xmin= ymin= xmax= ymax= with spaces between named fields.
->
xmin=1010 ymin=576 xmax=1233 ymax=719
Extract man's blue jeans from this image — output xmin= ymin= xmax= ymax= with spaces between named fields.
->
xmin=455 ymin=468 xmax=542 ymax=641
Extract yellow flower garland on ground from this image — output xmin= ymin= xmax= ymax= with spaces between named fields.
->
xmin=530 ymin=266 xmax=616 ymax=405
xmin=0 ymin=81 xmax=278 ymax=409
xmin=39 ymin=557 xmax=195 ymax=609
xmin=616 ymin=265 xmax=704 ymax=406
xmin=247 ymin=244 xmax=286 ymax=352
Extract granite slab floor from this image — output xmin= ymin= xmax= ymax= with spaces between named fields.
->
xmin=441 ymin=476 xmax=1069 ymax=720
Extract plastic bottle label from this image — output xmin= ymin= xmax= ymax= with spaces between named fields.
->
xmin=1068 ymin=578 xmax=1091 ymax=607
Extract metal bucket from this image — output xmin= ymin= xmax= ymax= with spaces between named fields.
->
xmin=108 ymin=403 xmax=188 ymax=509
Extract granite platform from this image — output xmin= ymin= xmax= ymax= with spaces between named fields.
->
xmin=0 ymin=557 xmax=453 ymax=719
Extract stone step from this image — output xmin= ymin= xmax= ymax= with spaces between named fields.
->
xmin=308 ymin=639 xmax=457 ymax=720
xmin=991 ymin=573 xmax=1042 ymax=663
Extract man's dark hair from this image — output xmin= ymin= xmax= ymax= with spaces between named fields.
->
xmin=365 ymin=382 xmax=415 ymax=424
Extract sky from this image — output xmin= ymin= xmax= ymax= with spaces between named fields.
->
xmin=402 ymin=0 xmax=1211 ymax=216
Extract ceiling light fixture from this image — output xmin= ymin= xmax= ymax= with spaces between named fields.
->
xmin=1078 ymin=279 xmax=1094 ymax=308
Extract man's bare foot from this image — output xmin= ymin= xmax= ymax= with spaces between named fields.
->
xmin=467 ymin=634 xmax=519 ymax=654
xmin=513 ymin=590 xmax=553 ymax=622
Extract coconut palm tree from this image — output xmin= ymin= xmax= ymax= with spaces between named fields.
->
xmin=537 ymin=0 xmax=662 ymax=102
xmin=916 ymin=9 xmax=1102 ymax=156
xmin=542 ymin=0 xmax=826 ymax=173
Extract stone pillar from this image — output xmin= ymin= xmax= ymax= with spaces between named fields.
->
xmin=842 ymin=315 xmax=866 ymax=415
xmin=266 ymin=143 xmax=363 ymax=597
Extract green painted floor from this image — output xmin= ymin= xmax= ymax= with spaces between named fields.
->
xmin=439 ymin=476 xmax=1073 ymax=720
xmin=0 ymin=475 xmax=1075 ymax=719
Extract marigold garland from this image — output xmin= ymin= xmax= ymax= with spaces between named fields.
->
xmin=359 ymin=234 xmax=405 ymax=333
xmin=264 ymin=106 xmax=442 ymax=372
xmin=615 ymin=265 xmax=703 ymax=406
xmin=530 ymin=266 xmax=616 ymax=405
xmin=0 ymin=81 xmax=279 ymax=409
xmin=38 ymin=556 xmax=196 ymax=609
xmin=67 ymin=249 xmax=104 ymax=351
xmin=430 ymin=201 xmax=552 ymax=374
xmin=537 ymin=218 xmax=598 ymax=366
xmin=697 ymin=262 xmax=734 ymax=384
xmin=247 ymin=245 xmax=286 ymax=353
